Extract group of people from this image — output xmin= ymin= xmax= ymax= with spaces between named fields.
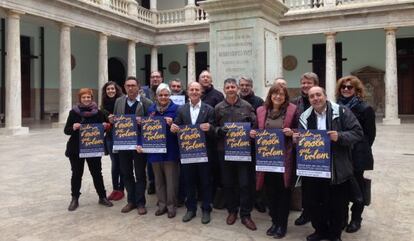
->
xmin=64 ymin=70 xmax=376 ymax=241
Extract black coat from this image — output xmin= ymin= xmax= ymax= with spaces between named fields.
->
xmin=299 ymin=101 xmax=363 ymax=184
xmin=349 ymin=101 xmax=376 ymax=171
xmin=241 ymin=93 xmax=264 ymax=111
xmin=174 ymin=101 xmax=216 ymax=160
xmin=64 ymin=109 xmax=106 ymax=157
xmin=201 ymin=85 xmax=224 ymax=108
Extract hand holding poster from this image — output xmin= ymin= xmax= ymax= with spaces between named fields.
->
xmin=79 ymin=123 xmax=105 ymax=158
xmin=178 ymin=125 xmax=208 ymax=164
xmin=255 ymin=129 xmax=285 ymax=172
xmin=224 ymin=122 xmax=251 ymax=162
xmin=141 ymin=116 xmax=167 ymax=153
xmin=296 ymin=130 xmax=331 ymax=178
xmin=112 ymin=114 xmax=138 ymax=150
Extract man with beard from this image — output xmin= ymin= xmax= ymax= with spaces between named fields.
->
xmin=169 ymin=79 xmax=188 ymax=104
xmin=291 ymin=72 xmax=319 ymax=226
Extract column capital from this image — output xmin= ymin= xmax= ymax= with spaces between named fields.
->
xmin=324 ymin=32 xmax=337 ymax=37
xmin=7 ymin=9 xmax=25 ymax=18
xmin=99 ymin=32 xmax=111 ymax=37
xmin=384 ymin=27 xmax=398 ymax=33
xmin=186 ymin=42 xmax=197 ymax=47
xmin=128 ymin=39 xmax=139 ymax=44
xmin=60 ymin=22 xmax=75 ymax=29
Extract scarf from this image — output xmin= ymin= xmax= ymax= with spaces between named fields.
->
xmin=156 ymin=100 xmax=171 ymax=114
xmin=103 ymin=97 xmax=116 ymax=114
xmin=72 ymin=102 xmax=98 ymax=117
xmin=267 ymin=102 xmax=288 ymax=120
xmin=338 ymin=95 xmax=361 ymax=110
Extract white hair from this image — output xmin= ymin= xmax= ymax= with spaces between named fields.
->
xmin=156 ymin=83 xmax=171 ymax=96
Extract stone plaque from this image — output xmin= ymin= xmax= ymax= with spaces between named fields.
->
xmin=216 ymin=28 xmax=253 ymax=80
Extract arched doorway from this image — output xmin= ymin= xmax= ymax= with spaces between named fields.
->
xmin=108 ymin=57 xmax=126 ymax=92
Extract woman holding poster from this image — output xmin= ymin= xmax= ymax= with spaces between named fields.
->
xmin=64 ymin=88 xmax=113 ymax=211
xmin=336 ymin=76 xmax=376 ymax=233
xmin=251 ymin=83 xmax=298 ymax=239
xmin=100 ymin=81 xmax=125 ymax=201
xmin=136 ymin=83 xmax=180 ymax=218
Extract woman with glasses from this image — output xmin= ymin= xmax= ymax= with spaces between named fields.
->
xmin=136 ymin=83 xmax=180 ymax=218
xmin=251 ymin=83 xmax=298 ymax=239
xmin=336 ymin=75 xmax=376 ymax=233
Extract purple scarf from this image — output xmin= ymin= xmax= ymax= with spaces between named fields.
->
xmin=72 ymin=102 xmax=99 ymax=117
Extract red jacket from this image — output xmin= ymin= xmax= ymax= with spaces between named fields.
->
xmin=255 ymin=103 xmax=298 ymax=189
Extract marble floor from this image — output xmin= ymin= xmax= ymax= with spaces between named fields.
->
xmin=0 ymin=122 xmax=413 ymax=241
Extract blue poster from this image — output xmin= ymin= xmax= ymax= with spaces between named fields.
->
xmin=296 ymin=130 xmax=331 ymax=178
xmin=79 ymin=123 xmax=105 ymax=158
xmin=224 ymin=122 xmax=251 ymax=162
xmin=141 ymin=116 xmax=167 ymax=153
xmin=178 ymin=125 xmax=208 ymax=164
xmin=112 ymin=114 xmax=138 ymax=150
xmin=255 ymin=129 xmax=285 ymax=172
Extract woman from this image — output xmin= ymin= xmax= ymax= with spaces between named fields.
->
xmin=136 ymin=83 xmax=180 ymax=218
xmin=251 ymin=83 xmax=298 ymax=239
xmin=336 ymin=75 xmax=376 ymax=233
xmin=64 ymin=88 xmax=113 ymax=211
xmin=101 ymin=81 xmax=125 ymax=201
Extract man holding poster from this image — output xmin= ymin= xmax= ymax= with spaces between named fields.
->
xmin=214 ymin=78 xmax=257 ymax=231
xmin=112 ymin=76 xmax=152 ymax=215
xmin=294 ymin=86 xmax=363 ymax=241
xmin=171 ymin=81 xmax=215 ymax=224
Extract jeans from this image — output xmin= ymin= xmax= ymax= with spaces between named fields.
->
xmin=119 ymin=150 xmax=147 ymax=207
xmin=69 ymin=156 xmax=106 ymax=199
xmin=105 ymin=137 xmax=124 ymax=191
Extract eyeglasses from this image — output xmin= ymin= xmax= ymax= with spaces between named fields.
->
xmin=340 ymin=85 xmax=354 ymax=90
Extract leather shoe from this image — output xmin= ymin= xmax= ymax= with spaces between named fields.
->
xmin=266 ymin=224 xmax=278 ymax=236
xmin=182 ymin=210 xmax=196 ymax=222
xmin=226 ymin=213 xmax=237 ymax=225
xmin=121 ymin=203 xmax=137 ymax=213
xmin=241 ymin=217 xmax=257 ymax=231
xmin=155 ymin=208 xmax=168 ymax=216
xmin=295 ymin=212 xmax=310 ymax=226
xmin=254 ymin=201 xmax=266 ymax=213
xmin=345 ymin=220 xmax=361 ymax=233
xmin=306 ymin=232 xmax=329 ymax=241
xmin=273 ymin=226 xmax=286 ymax=239
xmin=99 ymin=197 xmax=113 ymax=207
xmin=330 ymin=238 xmax=342 ymax=241
xmin=137 ymin=206 xmax=147 ymax=215
xmin=201 ymin=211 xmax=211 ymax=224
xmin=68 ymin=197 xmax=79 ymax=211
xmin=167 ymin=210 xmax=176 ymax=218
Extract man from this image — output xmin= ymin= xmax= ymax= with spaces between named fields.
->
xmin=199 ymin=70 xmax=224 ymax=108
xmin=198 ymin=70 xmax=225 ymax=209
xmin=239 ymin=76 xmax=264 ymax=111
xmin=171 ymin=81 xmax=215 ymax=224
xmin=215 ymin=78 xmax=257 ymax=231
xmin=274 ymin=77 xmax=288 ymax=88
xmin=238 ymin=76 xmax=266 ymax=213
xmin=295 ymin=86 xmax=363 ymax=241
xmin=169 ymin=79 xmax=188 ymax=104
xmin=291 ymin=72 xmax=319 ymax=226
xmin=143 ymin=70 xmax=163 ymax=195
xmin=112 ymin=76 xmax=153 ymax=215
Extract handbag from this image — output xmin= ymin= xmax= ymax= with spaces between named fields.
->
xmin=349 ymin=176 xmax=364 ymax=204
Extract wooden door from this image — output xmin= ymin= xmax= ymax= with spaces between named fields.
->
xmin=397 ymin=38 xmax=414 ymax=114
xmin=312 ymin=43 xmax=343 ymax=88
xmin=21 ymin=36 xmax=31 ymax=118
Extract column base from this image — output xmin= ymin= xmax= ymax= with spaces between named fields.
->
xmin=0 ymin=126 xmax=29 ymax=135
xmin=382 ymin=117 xmax=401 ymax=125
xmin=52 ymin=122 xmax=65 ymax=128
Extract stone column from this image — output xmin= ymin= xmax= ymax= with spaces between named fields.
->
xmin=128 ymin=40 xmax=137 ymax=77
xmin=187 ymin=0 xmax=195 ymax=6
xmin=150 ymin=46 xmax=158 ymax=72
xmin=127 ymin=0 xmax=138 ymax=17
xmin=150 ymin=0 xmax=157 ymax=10
xmin=325 ymin=32 xmax=337 ymax=102
xmin=98 ymin=33 xmax=108 ymax=106
xmin=187 ymin=43 xmax=196 ymax=84
xmin=276 ymin=35 xmax=284 ymax=80
xmin=383 ymin=28 xmax=401 ymax=125
xmin=58 ymin=23 xmax=72 ymax=125
xmin=1 ymin=10 xmax=29 ymax=135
